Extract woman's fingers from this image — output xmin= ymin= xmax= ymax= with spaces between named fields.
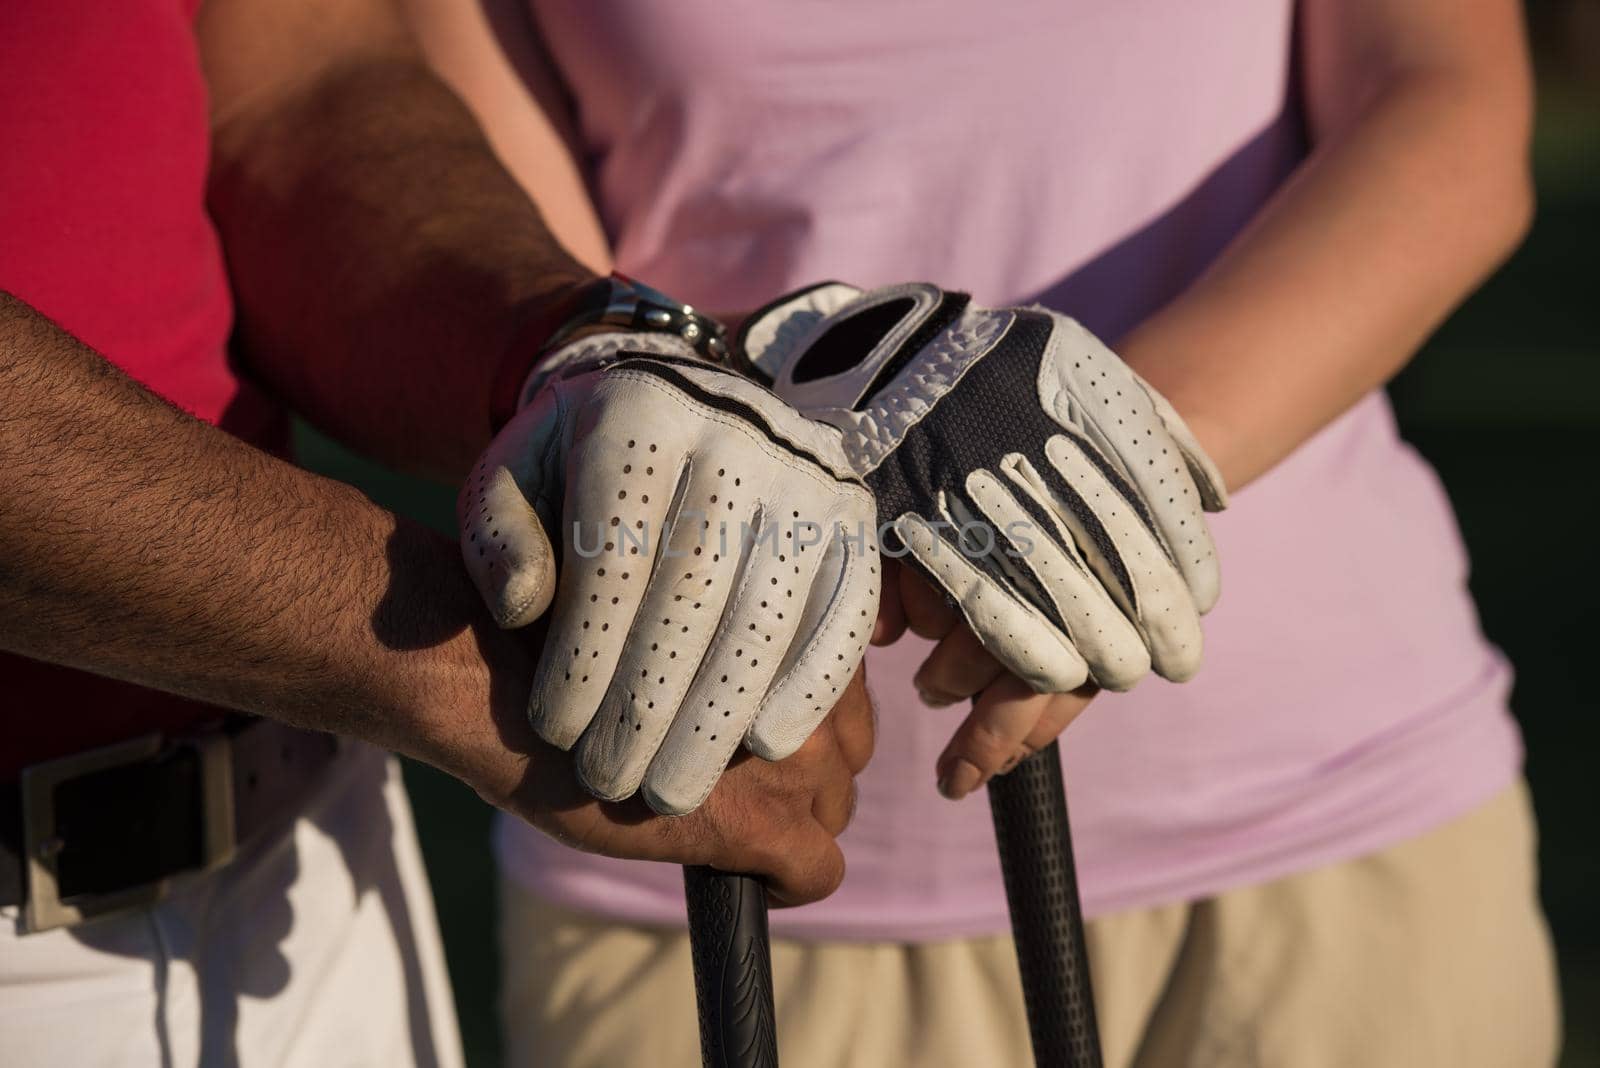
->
xmin=934 ymin=677 xmax=1042 ymax=799
xmin=913 ymin=625 xmax=1005 ymax=707
xmin=1023 ymin=687 xmax=1091 ymax=750
xmin=872 ymin=559 xmax=909 ymax=646
xmin=897 ymin=560 xmax=961 ymax=639
xmin=934 ymin=675 xmax=1095 ymax=800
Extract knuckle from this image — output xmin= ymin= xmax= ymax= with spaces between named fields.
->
xmin=843 ymin=718 xmax=875 ymax=770
xmin=574 ymin=746 xmax=634 ymax=804
xmin=912 ymin=656 xmax=952 ymax=694
xmin=789 ymin=725 xmax=835 ymax=765
xmin=1023 ymin=719 xmax=1066 ymax=749
xmin=530 ymin=706 xmax=584 ymax=752
xmin=640 ymin=775 xmax=700 ymax=817
xmin=815 ymin=849 xmax=847 ymax=900
xmin=746 ymin=720 xmax=806 ymax=764
xmin=960 ymin=721 xmax=1023 ymax=772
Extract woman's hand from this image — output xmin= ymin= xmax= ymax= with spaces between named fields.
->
xmin=740 ymin=282 xmax=1229 ymax=696
xmin=875 ymin=560 xmax=1094 ymax=801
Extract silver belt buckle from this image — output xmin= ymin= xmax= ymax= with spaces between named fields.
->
xmin=19 ymin=731 xmax=237 ymax=934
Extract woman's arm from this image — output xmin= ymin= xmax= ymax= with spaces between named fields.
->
xmin=1120 ymin=0 xmax=1534 ymax=491
xmin=401 ymin=0 xmax=613 ymax=274
xmin=915 ymin=0 xmax=1536 ymax=795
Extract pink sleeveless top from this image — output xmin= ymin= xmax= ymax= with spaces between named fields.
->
xmin=498 ymin=0 xmax=1521 ymax=938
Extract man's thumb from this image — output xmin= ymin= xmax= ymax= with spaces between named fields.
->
xmin=458 ymin=463 xmax=557 ymax=628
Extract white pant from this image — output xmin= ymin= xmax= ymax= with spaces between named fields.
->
xmin=1 ymin=743 xmax=463 ymax=1068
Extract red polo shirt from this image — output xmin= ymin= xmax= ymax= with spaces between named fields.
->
xmin=0 ymin=0 xmax=285 ymax=776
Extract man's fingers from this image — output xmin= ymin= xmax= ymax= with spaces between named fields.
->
xmin=589 ymin=799 xmax=844 ymax=909
xmin=745 ymin=517 xmax=878 ymax=762
xmin=577 ymin=489 xmax=753 ymax=806
xmin=690 ymin=755 xmax=846 ymax=907
xmin=526 ymin=417 xmax=687 ymax=750
xmin=828 ymin=667 xmax=876 ymax=774
xmin=912 ymin=625 xmax=1004 ymax=708
xmin=796 ymin=663 xmax=872 ymax=838
xmin=808 ymin=734 xmax=859 ymax=837
xmin=521 ymin=729 xmax=853 ymax=908
xmin=758 ymin=830 xmax=846 ymax=908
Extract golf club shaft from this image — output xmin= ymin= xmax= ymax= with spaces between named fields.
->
xmin=683 ymin=866 xmax=779 ymax=1068
xmin=988 ymin=739 xmax=1103 ymax=1067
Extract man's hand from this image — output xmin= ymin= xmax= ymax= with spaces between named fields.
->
xmin=456 ymin=632 xmax=876 ymax=906
xmin=741 ymin=282 xmax=1228 ymax=696
xmin=0 ymin=293 xmax=874 ymax=899
xmin=522 ymin=668 xmax=873 ymax=906
xmin=460 ymin=332 xmax=880 ymax=816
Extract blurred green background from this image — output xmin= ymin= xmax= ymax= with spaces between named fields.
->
xmin=296 ymin=7 xmax=1600 ymax=1063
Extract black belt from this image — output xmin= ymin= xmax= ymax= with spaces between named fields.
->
xmin=1 ymin=717 xmax=340 ymax=933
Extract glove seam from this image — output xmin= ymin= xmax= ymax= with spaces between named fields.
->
xmin=668 ymin=504 xmax=773 ymax=813
xmin=603 ymin=368 xmax=872 ymax=502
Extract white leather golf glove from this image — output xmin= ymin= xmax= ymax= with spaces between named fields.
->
xmin=459 ymin=332 xmax=879 ymax=815
xmin=739 ymin=283 xmax=1227 ymax=694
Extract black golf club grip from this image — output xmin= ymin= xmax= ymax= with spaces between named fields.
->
xmin=683 ymin=866 xmax=779 ymax=1068
xmin=988 ymin=740 xmax=1104 ymax=1068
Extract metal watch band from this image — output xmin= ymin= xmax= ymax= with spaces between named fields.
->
xmin=489 ymin=272 xmax=729 ymax=430
xmin=546 ymin=272 xmax=729 ymax=364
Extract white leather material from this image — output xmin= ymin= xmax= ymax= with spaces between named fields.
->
xmin=459 ymin=334 xmax=879 ymax=816
xmin=893 ymin=512 xmax=1089 ymax=692
xmin=1037 ymin=435 xmax=1203 ymax=681
xmin=743 ymin=282 xmax=864 ymax=383
xmin=758 ymin=285 xmax=1014 ymax=472
xmin=516 ymin=331 xmax=695 ymax=406
xmin=964 ymin=465 xmax=1151 ymax=690
xmin=1033 ymin=314 xmax=1227 ymax=615
xmin=743 ymin=284 xmax=1227 ymax=694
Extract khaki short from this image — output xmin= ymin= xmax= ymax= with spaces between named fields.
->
xmin=501 ymin=783 xmax=1559 ymax=1068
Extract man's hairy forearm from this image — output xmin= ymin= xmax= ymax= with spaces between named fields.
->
xmin=0 ymin=292 xmax=526 ymax=776
xmin=207 ymin=54 xmax=594 ymax=481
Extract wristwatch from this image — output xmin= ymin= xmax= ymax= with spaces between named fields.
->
xmin=545 ymin=272 xmax=728 ymax=362
xmin=490 ymin=272 xmax=729 ymax=429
